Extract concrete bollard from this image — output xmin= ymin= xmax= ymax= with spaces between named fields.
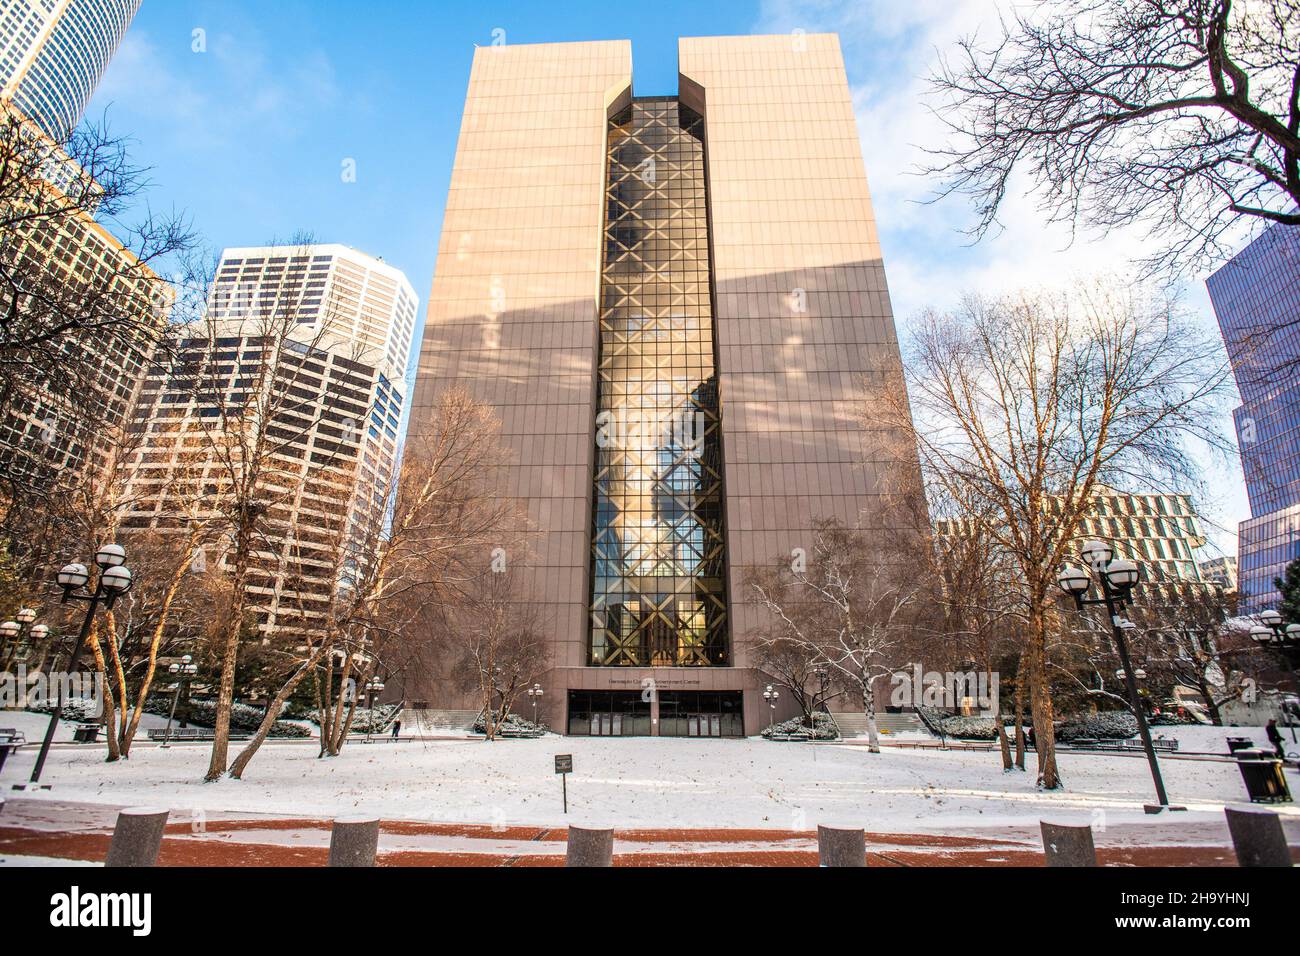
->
xmin=328 ymin=816 xmax=380 ymax=867
xmin=566 ymin=826 xmax=614 ymax=867
xmin=1225 ymin=806 xmax=1292 ymax=867
xmin=1040 ymin=820 xmax=1097 ymax=867
xmin=105 ymin=807 xmax=170 ymax=867
xmin=817 ymin=825 xmax=866 ymax=867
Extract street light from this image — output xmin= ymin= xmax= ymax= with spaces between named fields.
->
xmin=1249 ymin=609 xmax=1300 ymax=743
xmin=161 ymin=656 xmax=198 ymax=742
xmin=364 ymin=676 xmax=386 ymax=742
xmin=24 ymin=545 xmax=134 ymax=788
xmin=1058 ymin=540 xmax=1178 ymax=811
xmin=0 ymin=608 xmax=44 ymax=669
xmin=763 ymin=684 xmax=780 ymax=734
xmin=160 ymin=655 xmax=198 ymax=747
xmin=527 ymin=682 xmax=544 ymax=727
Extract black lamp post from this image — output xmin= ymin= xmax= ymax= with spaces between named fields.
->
xmin=364 ymin=676 xmax=385 ymax=742
xmin=527 ymin=682 xmax=543 ymax=727
xmin=23 ymin=544 xmax=133 ymax=788
xmin=1249 ymin=610 xmax=1300 ymax=743
xmin=161 ymin=655 xmax=198 ymax=747
xmin=1058 ymin=539 xmax=1179 ymax=812
xmin=763 ymin=684 xmax=779 ymax=734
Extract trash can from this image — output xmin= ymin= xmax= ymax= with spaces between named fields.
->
xmin=1235 ymin=751 xmax=1293 ymax=803
xmin=72 ymin=725 xmax=99 ymax=744
xmin=1226 ymin=737 xmax=1255 ymax=754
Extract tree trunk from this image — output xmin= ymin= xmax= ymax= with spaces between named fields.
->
xmin=1026 ymin=608 xmax=1060 ymax=789
xmin=1013 ymin=669 xmax=1026 ymax=772
xmin=121 ymin=551 xmax=192 ymax=757
xmin=996 ymin=712 xmax=1012 ymax=770
xmin=206 ymin=535 xmax=251 ymax=782
xmin=85 ymin=623 xmax=122 ymax=763
xmin=228 ymin=646 xmax=328 ymax=779
xmin=335 ymin=692 xmax=361 ymax=753
xmin=862 ymin=679 xmax=880 ymax=754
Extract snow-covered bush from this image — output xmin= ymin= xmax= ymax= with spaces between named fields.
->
xmin=26 ymin=697 xmax=100 ymax=722
xmin=143 ymin=696 xmax=308 ymax=738
xmin=1055 ymin=711 xmax=1137 ymax=740
xmin=473 ymin=712 xmax=548 ymax=735
xmin=760 ymin=713 xmax=839 ymax=740
xmin=341 ymin=705 xmax=400 ymax=734
xmin=917 ymin=707 xmax=1002 ymax=740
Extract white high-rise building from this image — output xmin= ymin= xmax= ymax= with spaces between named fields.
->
xmin=0 ymin=0 xmax=140 ymax=139
xmin=123 ymin=245 xmax=418 ymax=640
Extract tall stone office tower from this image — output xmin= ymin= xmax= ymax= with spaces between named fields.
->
xmin=123 ymin=245 xmax=417 ymax=642
xmin=410 ymin=35 xmax=918 ymax=736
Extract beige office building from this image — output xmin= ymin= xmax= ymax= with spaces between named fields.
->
xmin=410 ymin=35 xmax=917 ymax=735
xmin=0 ymin=173 xmax=166 ymax=489
xmin=123 ymin=245 xmax=417 ymax=640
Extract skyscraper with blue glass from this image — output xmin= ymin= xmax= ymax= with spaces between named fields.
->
xmin=0 ymin=0 xmax=140 ymax=139
xmin=1207 ymin=224 xmax=1300 ymax=613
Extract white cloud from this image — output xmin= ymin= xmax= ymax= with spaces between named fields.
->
xmin=754 ymin=0 xmax=1249 ymax=557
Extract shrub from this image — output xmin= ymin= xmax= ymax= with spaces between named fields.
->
xmin=26 ymin=697 xmax=100 ymax=723
xmin=473 ymin=712 xmax=548 ymax=734
xmin=142 ymin=696 xmax=309 ymax=738
xmin=760 ymin=713 xmax=839 ymax=740
xmin=918 ymin=707 xmax=1002 ymax=740
xmin=1055 ymin=711 xmax=1138 ymax=740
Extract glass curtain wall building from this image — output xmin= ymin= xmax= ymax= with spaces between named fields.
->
xmin=1207 ymin=224 xmax=1300 ymax=613
xmin=0 ymin=0 xmax=140 ymax=139
xmin=409 ymin=36 xmax=921 ymax=735
xmin=591 ymin=99 xmax=729 ymax=672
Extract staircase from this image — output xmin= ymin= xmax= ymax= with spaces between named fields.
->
xmin=831 ymin=712 xmax=930 ymax=738
xmin=407 ymin=709 xmax=478 ymax=734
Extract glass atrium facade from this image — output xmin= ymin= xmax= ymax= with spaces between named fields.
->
xmin=588 ymin=98 xmax=730 ymax=668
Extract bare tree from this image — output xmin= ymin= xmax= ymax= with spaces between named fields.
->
xmin=123 ymin=241 xmax=386 ymax=781
xmin=926 ymin=0 xmax=1300 ymax=275
xmin=0 ymin=107 xmax=192 ymax=501
xmin=885 ymin=278 xmax=1231 ymax=787
xmin=449 ymin=561 xmax=548 ymax=741
xmin=750 ymin=520 xmax=922 ymax=753
xmin=226 ymin=387 xmax=519 ymax=776
xmin=932 ymin=506 xmax=1028 ymax=770
xmin=750 ymin=636 xmax=840 ymax=729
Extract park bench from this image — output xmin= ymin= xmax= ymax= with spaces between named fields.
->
xmin=496 ymin=728 xmax=544 ymax=739
xmin=0 ymin=728 xmax=25 ymax=773
xmin=146 ymin=727 xmax=251 ymax=742
xmin=767 ymin=732 xmax=813 ymax=742
xmin=1076 ymin=737 xmax=1179 ymax=753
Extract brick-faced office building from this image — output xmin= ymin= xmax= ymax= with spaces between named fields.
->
xmin=409 ymin=34 xmax=919 ymax=736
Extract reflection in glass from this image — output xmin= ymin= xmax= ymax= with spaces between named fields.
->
xmin=589 ymin=99 xmax=729 ymax=667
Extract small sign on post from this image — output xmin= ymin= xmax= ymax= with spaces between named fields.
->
xmin=555 ymin=754 xmax=573 ymax=813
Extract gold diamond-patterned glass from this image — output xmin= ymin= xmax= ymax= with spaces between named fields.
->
xmin=589 ymin=99 xmax=729 ymax=667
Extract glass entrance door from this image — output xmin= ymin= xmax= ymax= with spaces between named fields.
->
xmin=569 ymin=691 xmax=650 ymax=735
xmin=657 ymin=691 xmax=743 ymax=737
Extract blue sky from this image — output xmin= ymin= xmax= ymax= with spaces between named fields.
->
xmin=87 ymin=0 xmax=1250 ymax=556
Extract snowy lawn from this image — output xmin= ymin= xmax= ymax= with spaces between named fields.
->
xmin=2 ymin=721 xmax=1296 ymax=834
xmin=0 ymin=710 xmax=170 ymax=743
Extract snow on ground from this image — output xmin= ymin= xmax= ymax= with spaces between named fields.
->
xmin=0 ymin=854 xmax=98 ymax=867
xmin=1 ymin=710 xmax=170 ymax=743
xmin=2 ymin=725 xmax=1296 ymax=835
